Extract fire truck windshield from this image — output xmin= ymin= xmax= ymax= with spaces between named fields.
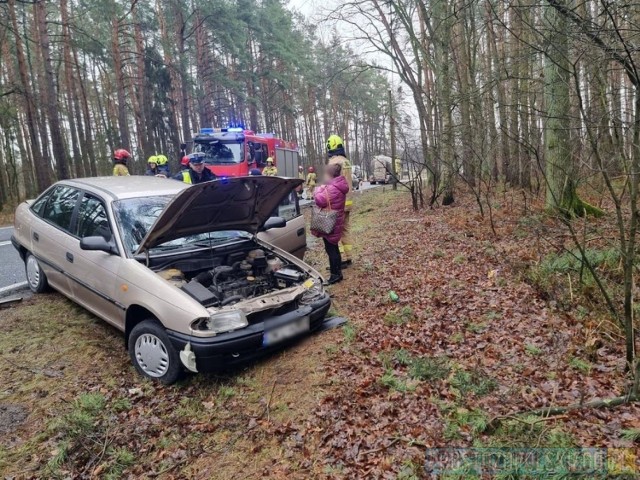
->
xmin=193 ymin=141 xmax=243 ymax=164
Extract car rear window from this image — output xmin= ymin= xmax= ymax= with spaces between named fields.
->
xmin=40 ymin=186 xmax=80 ymax=232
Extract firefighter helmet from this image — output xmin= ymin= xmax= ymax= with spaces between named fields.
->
xmin=155 ymin=154 xmax=168 ymax=166
xmin=114 ymin=149 xmax=131 ymax=161
xmin=147 ymin=155 xmax=158 ymax=164
xmin=181 ymin=155 xmax=190 ymax=167
xmin=266 ymin=157 xmax=274 ymax=164
xmin=326 ymin=134 xmax=343 ymax=152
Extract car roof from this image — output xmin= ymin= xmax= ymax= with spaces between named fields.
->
xmin=60 ymin=176 xmax=189 ymax=201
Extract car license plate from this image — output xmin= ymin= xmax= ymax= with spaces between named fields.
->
xmin=263 ymin=316 xmax=310 ymax=346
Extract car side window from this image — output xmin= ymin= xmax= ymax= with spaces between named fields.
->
xmin=40 ymin=186 xmax=80 ymax=232
xmin=275 ymin=191 xmax=300 ymax=222
xmin=76 ymin=195 xmax=112 ymax=240
xmin=30 ymin=187 xmax=54 ymax=216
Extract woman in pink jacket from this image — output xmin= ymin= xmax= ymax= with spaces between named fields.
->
xmin=312 ymin=163 xmax=349 ymax=284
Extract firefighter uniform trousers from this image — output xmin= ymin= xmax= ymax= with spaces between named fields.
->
xmin=328 ymin=154 xmax=353 ymax=261
xmin=340 ymin=201 xmax=353 ymax=260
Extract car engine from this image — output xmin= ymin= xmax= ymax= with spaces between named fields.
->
xmin=160 ymin=249 xmax=309 ymax=308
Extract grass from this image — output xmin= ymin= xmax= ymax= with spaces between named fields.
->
xmin=0 ymin=292 xmax=337 ymax=478
xmin=569 ymin=356 xmax=592 ymax=374
xmin=379 ymin=370 xmax=417 ymax=393
xmin=384 ymin=306 xmax=415 ymax=326
xmin=524 ymin=343 xmax=543 ymax=356
xmin=343 ymin=322 xmax=357 ymax=343
xmin=466 ymin=321 xmax=488 ymax=334
xmin=449 ymin=367 xmax=498 ymax=398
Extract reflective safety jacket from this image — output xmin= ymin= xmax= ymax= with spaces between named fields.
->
xmin=328 ymin=154 xmax=353 ymax=210
xmin=113 ymin=163 xmax=130 ymax=176
xmin=263 ymin=166 xmax=278 ymax=176
xmin=173 ymin=167 xmax=216 ymax=184
xmin=306 ymin=172 xmax=317 ymax=186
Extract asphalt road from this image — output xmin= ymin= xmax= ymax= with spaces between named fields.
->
xmin=0 ymin=225 xmax=25 ymax=293
xmin=0 ymin=182 xmax=382 ymax=293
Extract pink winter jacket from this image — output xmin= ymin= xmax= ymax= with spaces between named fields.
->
xmin=312 ymin=175 xmax=350 ymax=244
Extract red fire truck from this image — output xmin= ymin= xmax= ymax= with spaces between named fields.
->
xmin=191 ymin=126 xmax=299 ymax=177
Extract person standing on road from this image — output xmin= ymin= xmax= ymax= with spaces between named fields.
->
xmin=262 ymin=157 xmax=278 ymax=176
xmin=312 ymin=163 xmax=349 ymax=285
xmin=113 ymin=149 xmax=131 ymax=176
xmin=326 ymin=135 xmax=353 ymax=267
xmin=305 ymin=166 xmax=317 ymax=199
xmin=173 ymin=153 xmax=216 ymax=184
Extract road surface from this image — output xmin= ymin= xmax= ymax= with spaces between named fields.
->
xmin=0 ymin=226 xmax=25 ymax=293
xmin=0 ymin=182 xmax=382 ymax=293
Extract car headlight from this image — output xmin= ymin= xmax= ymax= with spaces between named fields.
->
xmin=300 ymin=277 xmax=324 ymax=304
xmin=192 ymin=311 xmax=248 ymax=335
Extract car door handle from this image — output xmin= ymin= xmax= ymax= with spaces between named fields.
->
xmin=296 ymin=228 xmax=305 ymax=237
xmin=66 ymin=252 xmax=74 ymax=263
xmin=33 ymin=232 xmax=39 ymax=242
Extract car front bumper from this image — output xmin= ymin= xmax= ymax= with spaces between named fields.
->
xmin=166 ymin=293 xmax=331 ymax=372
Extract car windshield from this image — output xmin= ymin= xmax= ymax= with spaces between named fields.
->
xmin=113 ymin=196 xmax=250 ymax=254
xmin=193 ymin=141 xmax=243 ymax=165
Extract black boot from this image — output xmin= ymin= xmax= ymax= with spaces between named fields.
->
xmin=327 ymin=273 xmax=343 ymax=285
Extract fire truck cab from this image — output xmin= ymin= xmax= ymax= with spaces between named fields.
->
xmin=192 ymin=126 xmax=299 ymax=178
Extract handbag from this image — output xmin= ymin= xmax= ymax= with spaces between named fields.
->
xmin=310 ymin=188 xmax=338 ymax=234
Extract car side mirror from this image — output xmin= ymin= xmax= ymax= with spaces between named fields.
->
xmin=80 ymin=236 xmax=117 ymax=254
xmin=262 ymin=216 xmax=286 ymax=231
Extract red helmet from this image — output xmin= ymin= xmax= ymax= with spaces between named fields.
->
xmin=181 ymin=155 xmax=190 ymax=167
xmin=308 ymin=166 xmax=315 ymax=173
xmin=113 ymin=149 xmax=131 ymax=161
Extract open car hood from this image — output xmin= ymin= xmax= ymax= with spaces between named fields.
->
xmin=135 ymin=176 xmax=303 ymax=253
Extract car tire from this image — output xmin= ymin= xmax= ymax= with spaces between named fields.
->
xmin=25 ymin=252 xmax=49 ymax=293
xmin=128 ymin=320 xmax=183 ymax=384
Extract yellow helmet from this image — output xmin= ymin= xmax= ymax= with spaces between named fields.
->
xmin=266 ymin=157 xmax=274 ymax=164
xmin=155 ymin=154 xmax=168 ymax=166
xmin=147 ymin=155 xmax=158 ymax=164
xmin=326 ymin=134 xmax=343 ymax=152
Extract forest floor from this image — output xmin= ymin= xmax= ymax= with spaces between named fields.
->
xmin=0 ymin=186 xmax=639 ymax=479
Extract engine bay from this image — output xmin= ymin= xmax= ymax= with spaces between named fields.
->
xmin=156 ymin=245 xmax=313 ymax=308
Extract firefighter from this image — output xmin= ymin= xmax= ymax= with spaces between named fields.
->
xmin=146 ymin=155 xmax=170 ymax=177
xmin=173 ymin=153 xmax=216 ymax=184
xmin=113 ymin=149 xmax=131 ymax=176
xmin=262 ymin=157 xmax=278 ymax=176
xmin=326 ymin=135 xmax=353 ymax=267
xmin=305 ymin=166 xmax=317 ymax=198
xmin=155 ymin=154 xmax=171 ymax=176
xmin=296 ymin=165 xmax=305 ymax=197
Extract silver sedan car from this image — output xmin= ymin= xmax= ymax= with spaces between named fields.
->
xmin=12 ymin=176 xmax=330 ymax=384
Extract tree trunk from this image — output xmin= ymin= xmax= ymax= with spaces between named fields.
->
xmin=8 ymin=0 xmax=50 ymax=191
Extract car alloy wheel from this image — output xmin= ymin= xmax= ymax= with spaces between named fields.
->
xmin=134 ymin=333 xmax=170 ymax=377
